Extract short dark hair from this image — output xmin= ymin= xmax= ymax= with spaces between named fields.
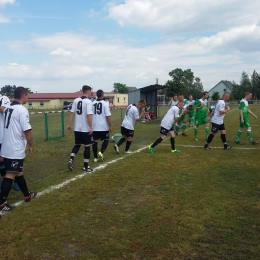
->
xmin=96 ymin=89 xmax=104 ymax=98
xmin=82 ymin=85 xmax=92 ymax=93
xmin=14 ymin=87 xmax=27 ymax=99
xmin=202 ymin=91 xmax=208 ymax=96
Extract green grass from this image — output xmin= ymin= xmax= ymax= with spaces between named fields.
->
xmin=0 ymin=105 xmax=260 ymax=259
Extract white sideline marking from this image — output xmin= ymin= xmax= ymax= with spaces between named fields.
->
xmin=1 ymin=146 xmax=147 ymax=213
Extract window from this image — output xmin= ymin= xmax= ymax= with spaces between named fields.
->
xmin=124 ymin=97 xmax=126 ymax=103
xmin=117 ymin=97 xmax=120 ymax=103
xmin=223 ymin=89 xmax=226 ymax=92
xmin=28 ymin=102 xmax=32 ymax=106
xmin=40 ymin=102 xmax=44 ymax=106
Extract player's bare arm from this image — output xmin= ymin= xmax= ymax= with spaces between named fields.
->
xmin=87 ymin=114 xmax=93 ymax=134
xmin=0 ymin=106 xmax=5 ymax=113
xmin=67 ymin=112 xmax=74 ymax=132
xmin=24 ymin=129 xmax=33 ymax=155
xmin=106 ymin=116 xmax=112 ymax=132
xmin=249 ymin=110 xmax=257 ymax=119
xmin=220 ymin=106 xmax=230 ymax=115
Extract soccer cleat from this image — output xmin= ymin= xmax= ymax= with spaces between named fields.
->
xmin=0 ymin=202 xmax=14 ymax=211
xmin=171 ymin=149 xmax=180 ymax=153
xmin=249 ymin=141 xmax=258 ymax=145
xmin=194 ymin=137 xmax=199 ymax=141
xmin=114 ymin=145 xmax=119 ymax=154
xmin=82 ymin=166 xmax=93 ymax=173
xmin=24 ymin=192 xmax=37 ymax=202
xmin=224 ymin=145 xmax=232 ymax=150
xmin=98 ymin=152 xmax=104 ymax=161
xmin=68 ymin=159 xmax=74 ymax=171
xmin=182 ymin=133 xmax=188 ymax=136
xmin=148 ymin=145 xmax=154 ymax=154
xmin=235 ymin=141 xmax=244 ymax=145
xmin=93 ymin=158 xmax=98 ymax=163
xmin=125 ymin=150 xmax=132 ymax=154
xmin=204 ymin=144 xmax=211 ymax=150
xmin=13 ymin=182 xmax=20 ymax=191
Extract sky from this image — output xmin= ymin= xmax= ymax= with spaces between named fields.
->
xmin=0 ymin=0 xmax=260 ymax=93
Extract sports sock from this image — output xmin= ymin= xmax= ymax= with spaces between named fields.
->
xmin=84 ymin=146 xmax=90 ymax=168
xmin=170 ymin=137 xmax=175 ymax=150
xmin=92 ymin=142 xmax=98 ymax=158
xmin=101 ymin=140 xmax=109 ymax=154
xmin=194 ymin=127 xmax=198 ymax=138
xmin=235 ymin=130 xmax=242 ymax=142
xmin=117 ymin=137 xmax=126 ymax=147
xmin=70 ymin=145 xmax=81 ymax=160
xmin=207 ymin=134 xmax=214 ymax=144
xmin=247 ymin=130 xmax=253 ymax=142
xmin=221 ymin=134 xmax=227 ymax=144
xmin=181 ymin=124 xmax=186 ymax=133
xmin=205 ymin=127 xmax=210 ymax=140
xmin=0 ymin=177 xmax=13 ymax=204
xmin=151 ymin=137 xmax=163 ymax=148
xmin=15 ymin=175 xmax=30 ymax=197
xmin=125 ymin=141 xmax=132 ymax=151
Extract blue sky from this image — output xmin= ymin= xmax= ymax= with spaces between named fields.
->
xmin=1 ymin=0 xmax=260 ymax=93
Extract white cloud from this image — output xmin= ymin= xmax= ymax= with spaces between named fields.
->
xmin=0 ymin=14 xmax=10 ymax=23
xmin=50 ymin=47 xmax=72 ymax=56
xmin=108 ymin=0 xmax=260 ymax=34
xmin=147 ymin=57 xmax=158 ymax=62
xmin=0 ymin=0 xmax=15 ymax=8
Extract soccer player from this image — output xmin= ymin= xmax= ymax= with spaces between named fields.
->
xmin=235 ymin=91 xmax=258 ymax=145
xmin=114 ymin=100 xmax=146 ymax=154
xmin=0 ymin=87 xmax=37 ymax=212
xmin=187 ymin=95 xmax=195 ymax=126
xmin=108 ymin=97 xmax=114 ymax=110
xmin=194 ymin=91 xmax=210 ymax=141
xmin=92 ymin=89 xmax=112 ymax=162
xmin=149 ymin=101 xmax=185 ymax=154
xmin=167 ymin=94 xmax=178 ymax=107
xmin=67 ymin=85 xmax=94 ymax=173
xmin=204 ymin=93 xmax=232 ymax=150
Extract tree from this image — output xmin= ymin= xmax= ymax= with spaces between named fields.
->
xmin=251 ymin=70 xmax=260 ymax=99
xmin=240 ymin=71 xmax=251 ymax=93
xmin=113 ymin=83 xmax=129 ymax=94
xmin=231 ymin=81 xmax=243 ymax=100
xmin=0 ymin=85 xmax=16 ymax=97
xmin=190 ymin=77 xmax=204 ymax=99
xmin=211 ymin=91 xmax=220 ymax=100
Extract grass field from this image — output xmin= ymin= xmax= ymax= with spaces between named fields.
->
xmin=0 ymin=104 xmax=260 ymax=260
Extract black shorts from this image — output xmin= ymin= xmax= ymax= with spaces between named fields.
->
xmin=211 ymin=122 xmax=225 ymax=134
xmin=92 ymin=131 xmax=110 ymax=141
xmin=74 ymin=131 xmax=93 ymax=145
xmin=121 ymin=126 xmax=134 ymax=137
xmin=160 ymin=126 xmax=174 ymax=136
xmin=4 ymin=158 xmax=24 ymax=173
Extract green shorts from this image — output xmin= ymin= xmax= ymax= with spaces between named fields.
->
xmin=188 ymin=110 xmax=194 ymax=117
xmin=195 ymin=117 xmax=209 ymax=126
xmin=177 ymin=114 xmax=187 ymax=123
xmin=240 ymin=118 xmax=251 ymax=128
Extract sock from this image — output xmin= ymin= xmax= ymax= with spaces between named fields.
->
xmin=235 ymin=130 xmax=242 ymax=142
xmin=221 ymin=134 xmax=227 ymax=145
xmin=117 ymin=138 xmax=126 ymax=147
xmin=207 ymin=134 xmax=214 ymax=144
xmin=125 ymin=141 xmax=132 ymax=151
xmin=92 ymin=142 xmax=98 ymax=158
xmin=0 ymin=177 xmax=13 ymax=204
xmin=15 ymin=175 xmax=30 ymax=197
xmin=181 ymin=124 xmax=186 ymax=133
xmin=194 ymin=127 xmax=198 ymax=138
xmin=101 ymin=140 xmax=109 ymax=154
xmin=205 ymin=127 xmax=210 ymax=140
xmin=70 ymin=145 xmax=81 ymax=160
xmin=170 ymin=137 xmax=175 ymax=150
xmin=151 ymin=137 xmax=163 ymax=148
xmin=84 ymin=146 xmax=90 ymax=168
xmin=247 ymin=130 xmax=253 ymax=143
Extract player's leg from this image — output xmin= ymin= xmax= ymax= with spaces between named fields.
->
xmin=205 ymin=122 xmax=210 ymax=141
xmin=92 ymin=131 xmax=99 ymax=162
xmin=68 ymin=131 xmax=81 ymax=171
xmin=219 ymin=125 xmax=232 ymax=150
xmin=149 ymin=127 xmax=168 ymax=154
xmin=82 ymin=133 xmax=94 ymax=172
xmin=114 ymin=127 xmax=127 ymax=154
xmin=194 ymin=118 xmax=200 ymax=141
xmin=98 ymin=132 xmax=109 ymax=161
xmin=204 ymin=123 xmax=217 ymax=150
xmin=169 ymin=130 xmax=180 ymax=153
xmin=235 ymin=126 xmax=244 ymax=144
xmin=125 ymin=131 xmax=134 ymax=153
xmin=181 ymin=118 xmax=188 ymax=136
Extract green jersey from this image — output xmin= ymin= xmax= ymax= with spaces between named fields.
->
xmin=195 ymin=98 xmax=208 ymax=118
xmin=239 ymin=99 xmax=249 ymax=118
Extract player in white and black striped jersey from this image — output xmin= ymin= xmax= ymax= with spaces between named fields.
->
xmin=67 ymin=85 xmax=94 ymax=173
xmin=92 ymin=90 xmax=112 ymax=162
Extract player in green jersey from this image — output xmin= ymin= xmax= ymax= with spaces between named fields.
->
xmin=187 ymin=95 xmax=195 ymax=126
xmin=235 ymin=92 xmax=258 ymax=145
xmin=194 ymin=91 xmax=210 ymax=141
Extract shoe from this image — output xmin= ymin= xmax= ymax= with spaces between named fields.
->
xmin=171 ymin=149 xmax=180 ymax=153
xmin=114 ymin=145 xmax=119 ymax=154
xmin=224 ymin=145 xmax=232 ymax=150
xmin=182 ymin=133 xmax=188 ymax=136
xmin=204 ymin=144 xmax=211 ymax=150
xmin=249 ymin=141 xmax=258 ymax=145
xmin=24 ymin=192 xmax=37 ymax=202
xmin=13 ymin=182 xmax=20 ymax=191
xmin=235 ymin=141 xmax=244 ymax=145
xmin=148 ymin=145 xmax=154 ymax=154
xmin=93 ymin=158 xmax=98 ymax=163
xmin=82 ymin=166 xmax=93 ymax=173
xmin=68 ymin=159 xmax=74 ymax=171
xmin=125 ymin=150 xmax=132 ymax=154
xmin=194 ymin=137 xmax=199 ymax=141
xmin=98 ymin=152 xmax=104 ymax=161
xmin=175 ymin=133 xmax=179 ymax=136
xmin=0 ymin=202 xmax=14 ymax=211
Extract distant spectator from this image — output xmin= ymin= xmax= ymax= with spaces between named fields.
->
xmin=109 ymin=97 xmax=114 ymax=110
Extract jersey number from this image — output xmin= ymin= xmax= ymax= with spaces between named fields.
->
xmin=77 ymin=101 xmax=82 ymax=115
xmin=4 ymin=108 xmax=14 ymax=129
xmin=93 ymin=103 xmax=102 ymax=115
